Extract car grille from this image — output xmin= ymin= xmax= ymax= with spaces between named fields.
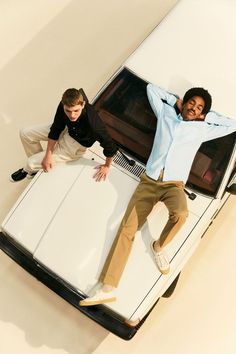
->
xmin=113 ymin=152 xmax=145 ymax=178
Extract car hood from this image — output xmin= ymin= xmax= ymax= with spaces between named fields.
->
xmin=1 ymin=149 xmax=213 ymax=320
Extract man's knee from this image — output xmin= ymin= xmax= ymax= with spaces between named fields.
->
xmin=169 ymin=209 xmax=188 ymax=224
xmin=20 ymin=126 xmax=31 ymax=141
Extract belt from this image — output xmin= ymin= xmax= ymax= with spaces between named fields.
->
xmin=157 ymin=169 xmax=164 ymax=181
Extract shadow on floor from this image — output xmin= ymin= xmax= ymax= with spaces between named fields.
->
xmin=0 ymin=252 xmax=108 ymax=354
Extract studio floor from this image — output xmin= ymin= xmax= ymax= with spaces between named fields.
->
xmin=0 ymin=1 xmax=236 ymax=353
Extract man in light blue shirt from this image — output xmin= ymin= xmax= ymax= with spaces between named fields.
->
xmin=146 ymin=84 xmax=236 ymax=183
xmin=80 ymin=83 xmax=236 ymax=307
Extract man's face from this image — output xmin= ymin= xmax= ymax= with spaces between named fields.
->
xmin=63 ymin=102 xmax=85 ymax=122
xmin=181 ymin=96 xmax=205 ymax=121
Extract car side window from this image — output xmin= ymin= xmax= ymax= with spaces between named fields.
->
xmin=187 ymin=132 xmax=236 ymax=196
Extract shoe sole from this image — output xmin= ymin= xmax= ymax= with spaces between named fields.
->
xmin=159 ymin=267 xmax=170 ymax=275
xmin=9 ymin=176 xmax=26 ymax=183
xmin=79 ymin=297 xmax=116 ymax=307
xmin=150 ymin=241 xmax=170 ymax=275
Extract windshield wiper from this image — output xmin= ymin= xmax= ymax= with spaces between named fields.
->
xmin=184 ymin=189 xmax=196 ymax=200
xmin=118 ymin=149 xmax=135 ymax=166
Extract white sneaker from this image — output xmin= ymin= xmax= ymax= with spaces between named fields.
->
xmin=79 ymin=288 xmax=116 ymax=306
xmin=151 ymin=241 xmax=170 ymax=274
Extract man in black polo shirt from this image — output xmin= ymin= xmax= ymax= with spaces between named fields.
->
xmin=10 ymin=88 xmax=117 ymax=182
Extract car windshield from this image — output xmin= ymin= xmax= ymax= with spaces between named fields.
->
xmin=93 ymin=68 xmax=236 ymax=197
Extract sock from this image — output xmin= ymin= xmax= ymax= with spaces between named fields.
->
xmin=102 ymin=284 xmax=114 ymax=293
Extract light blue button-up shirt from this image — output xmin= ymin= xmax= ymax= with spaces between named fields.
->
xmin=146 ymin=84 xmax=236 ymax=183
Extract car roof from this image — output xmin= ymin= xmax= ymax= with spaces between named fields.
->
xmin=124 ymin=1 xmax=236 ymax=121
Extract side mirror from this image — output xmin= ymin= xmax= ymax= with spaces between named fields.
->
xmin=226 ymin=183 xmax=236 ymax=195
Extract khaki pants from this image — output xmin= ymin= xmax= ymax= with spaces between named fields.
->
xmin=20 ymin=124 xmax=87 ymax=173
xmin=100 ymin=172 xmax=188 ymax=287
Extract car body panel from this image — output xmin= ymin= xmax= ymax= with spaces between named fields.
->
xmin=1 ymin=142 xmax=225 ymax=321
xmin=33 ymin=154 xmax=138 ymax=293
xmin=2 ymin=152 xmax=93 ymax=253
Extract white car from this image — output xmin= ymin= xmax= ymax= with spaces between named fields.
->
xmin=1 ymin=5 xmax=236 ymax=340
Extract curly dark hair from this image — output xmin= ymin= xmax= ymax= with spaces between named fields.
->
xmin=183 ymin=87 xmax=212 ymax=115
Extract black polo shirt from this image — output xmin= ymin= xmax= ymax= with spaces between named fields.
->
xmin=48 ymin=102 xmax=117 ymax=157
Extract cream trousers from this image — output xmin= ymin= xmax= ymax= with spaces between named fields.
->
xmin=20 ymin=124 xmax=87 ymax=173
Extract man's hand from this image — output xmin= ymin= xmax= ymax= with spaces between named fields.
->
xmin=42 ymin=139 xmax=57 ymax=172
xmin=42 ymin=154 xmax=53 ymax=172
xmin=93 ymin=164 xmax=110 ymax=182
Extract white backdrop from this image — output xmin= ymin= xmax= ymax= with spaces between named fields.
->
xmin=0 ymin=1 xmax=236 ymax=354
